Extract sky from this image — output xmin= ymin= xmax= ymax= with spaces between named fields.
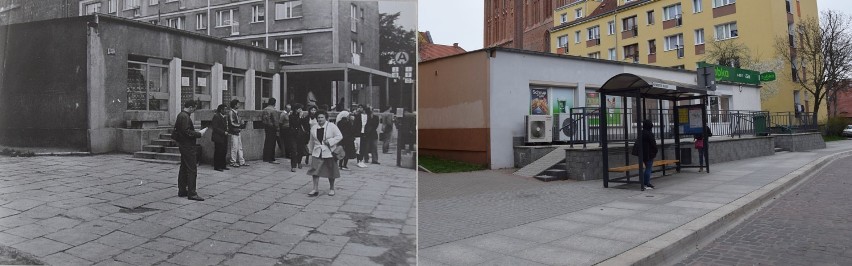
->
xmin=418 ymin=0 xmax=851 ymax=51
xmin=378 ymin=0 xmax=418 ymax=30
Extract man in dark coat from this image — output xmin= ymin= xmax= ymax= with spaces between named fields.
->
xmin=261 ymin=98 xmax=280 ymax=163
xmin=212 ymin=104 xmax=230 ymax=171
xmin=173 ymin=100 xmax=204 ymax=201
xmin=635 ymin=119 xmax=658 ymax=190
xmin=364 ymin=107 xmax=381 ymax=164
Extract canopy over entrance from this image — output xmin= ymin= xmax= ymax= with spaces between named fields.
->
xmin=598 ymin=73 xmax=708 ymax=100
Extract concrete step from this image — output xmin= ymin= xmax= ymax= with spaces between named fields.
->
xmin=514 ymin=148 xmax=566 ymax=177
xmin=543 ymin=169 xmax=568 ymax=179
xmin=133 ymin=151 xmax=181 ymax=161
xmin=164 ymin=147 xmax=180 ymax=154
xmin=151 ymin=139 xmax=176 ymax=147
xmin=534 ymin=175 xmax=562 ymax=182
xmin=774 ymin=147 xmax=786 ymax=153
xmin=127 ymin=157 xmax=180 ymax=165
xmin=160 ymin=133 xmax=172 ymax=140
xmin=553 ymin=162 xmax=567 ymax=170
xmin=143 ymin=145 xmax=164 ymax=153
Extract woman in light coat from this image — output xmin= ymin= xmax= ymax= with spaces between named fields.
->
xmin=306 ymin=110 xmax=343 ymax=196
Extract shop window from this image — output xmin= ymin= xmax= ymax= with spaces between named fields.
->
xmin=127 ymin=56 xmax=169 ymax=111
xmin=223 ymin=68 xmax=246 ymax=105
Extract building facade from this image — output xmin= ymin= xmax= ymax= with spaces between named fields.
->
xmin=0 ymin=0 xmax=389 ymax=110
xmin=485 ymin=0 xmax=580 ymax=52
xmin=549 ymin=0 xmax=819 ymax=118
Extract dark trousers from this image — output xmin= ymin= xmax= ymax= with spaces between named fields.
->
xmin=263 ymin=130 xmax=277 ymax=162
xmin=278 ymin=129 xmax=290 ymax=159
xmin=368 ymin=138 xmax=379 ymax=163
xmin=213 ymin=141 xmax=227 ymax=170
xmin=289 ymin=130 xmax=303 ymax=168
xmin=358 ymin=137 xmax=378 ymax=162
xmin=642 ymin=159 xmax=654 ymax=186
xmin=178 ymin=144 xmax=198 ymax=195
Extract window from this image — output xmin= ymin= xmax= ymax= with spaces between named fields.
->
xmin=648 ymin=39 xmax=657 ymax=54
xmin=608 ymin=48 xmax=617 ymax=60
xmin=351 ymin=41 xmax=361 ymax=65
xmin=222 ymin=68 xmax=246 ymax=104
xmin=588 ymin=52 xmax=600 ymax=59
xmin=196 ymin=13 xmax=207 ymax=30
xmin=216 ymin=9 xmax=235 ymax=27
xmin=786 ymin=0 xmax=792 ymax=13
xmin=575 ymin=8 xmax=583 ymax=19
xmin=127 ymin=57 xmax=169 ymax=111
xmin=622 ymin=16 xmax=637 ymax=31
xmin=575 ymin=31 xmax=581 ymax=43
xmin=276 ymin=37 xmax=303 ymax=56
xmin=250 ymin=40 xmax=264 ymax=47
xmin=351 ymin=4 xmax=358 ymax=32
xmin=715 ymin=22 xmax=738 ymax=40
xmin=166 ymin=17 xmax=184 ymax=30
xmin=181 ymin=63 xmax=212 ymax=110
xmin=251 ymin=4 xmax=265 ymax=23
xmin=557 ymin=35 xmax=569 ymax=48
xmin=664 ymin=34 xmax=683 ymax=51
xmin=255 ymin=73 xmax=274 ymax=109
xmin=275 ymin=1 xmax=302 ymax=19
xmin=713 ymin=0 xmax=735 ymax=8
xmin=83 ymin=2 xmax=101 ymax=15
xmin=647 ymin=10 xmax=655 ymax=24
xmin=608 ymin=21 xmax=616 ymax=35
xmin=624 ymin=44 xmax=639 ymax=62
xmin=561 ymin=13 xmax=568 ymax=23
xmin=587 ymin=26 xmax=600 ymax=40
xmin=124 ymin=0 xmax=140 ymax=10
xmin=149 ymin=0 xmax=158 ymax=5
xmin=663 ymin=4 xmax=682 ymax=21
xmin=695 ymin=28 xmax=705 ymax=44
xmin=693 ymin=0 xmax=702 ymax=13
xmin=108 ymin=0 xmax=116 ymax=13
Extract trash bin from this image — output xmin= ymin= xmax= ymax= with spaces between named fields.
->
xmin=753 ymin=113 xmax=768 ymax=136
xmin=680 ymin=148 xmax=693 ymax=165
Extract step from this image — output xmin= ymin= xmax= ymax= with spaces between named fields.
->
xmin=164 ymin=147 xmax=180 ymax=154
xmin=151 ymin=139 xmax=176 ymax=147
xmin=534 ymin=175 xmax=562 ymax=182
xmin=127 ymin=157 xmax=180 ymax=165
xmin=133 ymin=151 xmax=181 ymax=161
xmin=160 ymin=133 xmax=172 ymax=140
xmin=543 ymin=169 xmax=568 ymax=179
xmin=774 ymin=147 xmax=785 ymax=153
xmin=143 ymin=145 xmax=165 ymax=153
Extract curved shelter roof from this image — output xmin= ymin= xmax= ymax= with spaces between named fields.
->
xmin=597 ymin=73 xmax=709 ymax=100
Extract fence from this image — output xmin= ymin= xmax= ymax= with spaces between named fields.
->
xmin=554 ymin=108 xmax=818 ymax=148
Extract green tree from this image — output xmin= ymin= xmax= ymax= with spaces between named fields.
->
xmin=379 ymin=12 xmax=416 ymax=110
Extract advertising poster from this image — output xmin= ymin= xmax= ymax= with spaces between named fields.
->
xmin=530 ymin=88 xmax=549 ymax=115
xmin=586 ymin=92 xmax=601 ymax=108
xmin=549 ymin=88 xmax=575 ymax=114
xmin=588 ymin=95 xmax=622 ymax=126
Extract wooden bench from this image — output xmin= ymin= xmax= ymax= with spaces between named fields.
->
xmin=608 ymin=159 xmax=679 ymax=173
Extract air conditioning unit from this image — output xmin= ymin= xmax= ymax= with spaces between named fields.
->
xmin=230 ymin=22 xmax=240 ymax=36
xmin=526 ymin=115 xmax=553 ymax=143
xmin=553 ymin=113 xmax=591 ymax=142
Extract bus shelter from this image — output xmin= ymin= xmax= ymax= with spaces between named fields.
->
xmin=597 ymin=73 xmax=712 ymax=190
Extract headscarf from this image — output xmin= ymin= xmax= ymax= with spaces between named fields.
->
xmin=336 ymin=111 xmax=350 ymax=124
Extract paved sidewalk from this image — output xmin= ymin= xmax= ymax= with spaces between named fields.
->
xmin=418 ymin=141 xmax=852 ymax=265
xmin=0 ymin=154 xmax=415 ymax=266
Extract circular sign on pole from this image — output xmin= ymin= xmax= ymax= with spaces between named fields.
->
xmin=394 ymin=52 xmax=409 ymax=65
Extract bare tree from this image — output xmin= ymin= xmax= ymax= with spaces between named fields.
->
xmin=775 ymin=10 xmax=852 ymax=123
xmin=703 ymin=40 xmax=784 ymax=101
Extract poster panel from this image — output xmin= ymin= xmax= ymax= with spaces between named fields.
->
xmin=530 ymin=88 xmax=549 ymax=115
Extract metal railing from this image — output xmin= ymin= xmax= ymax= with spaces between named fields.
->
xmin=555 ymin=108 xmax=817 ymax=147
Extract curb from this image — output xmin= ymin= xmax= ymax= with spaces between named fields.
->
xmin=597 ymin=149 xmax=852 ymax=266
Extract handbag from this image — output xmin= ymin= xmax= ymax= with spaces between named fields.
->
xmin=695 ymin=138 xmax=705 ymax=149
xmin=322 ymin=126 xmax=346 ymax=160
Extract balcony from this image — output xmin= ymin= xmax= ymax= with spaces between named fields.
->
xmin=586 ymin=38 xmax=600 ymax=47
xmin=621 ymin=27 xmax=638 ymax=39
xmin=663 ymin=15 xmax=682 ymax=30
xmin=713 ymin=3 xmax=736 ymax=18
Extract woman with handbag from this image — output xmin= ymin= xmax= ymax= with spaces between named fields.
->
xmin=694 ymin=125 xmax=713 ymax=172
xmin=306 ymin=110 xmax=343 ymax=197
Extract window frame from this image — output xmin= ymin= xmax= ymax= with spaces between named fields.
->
xmin=664 ymin=34 xmax=684 ymax=51
xmin=663 ymin=4 xmax=682 ymax=21
xmin=587 ymin=26 xmax=600 ymax=40
xmin=693 ymin=0 xmax=703 ymax=13
xmin=276 ymin=37 xmax=303 ymax=56
xmin=196 ymin=13 xmax=207 ymax=30
xmin=608 ymin=48 xmax=617 ymax=60
xmin=275 ymin=1 xmax=303 ymax=20
xmin=695 ymin=28 xmax=705 ymax=44
xmin=251 ymin=4 xmax=265 ymax=23
xmin=216 ymin=9 xmax=235 ymax=28
xmin=574 ymin=31 xmax=581 ymax=43
xmin=608 ymin=21 xmax=616 ymax=35
xmin=166 ymin=17 xmax=185 ymax=30
xmin=647 ymin=10 xmax=655 ymax=25
xmin=557 ymin=35 xmax=569 ymax=48
xmin=714 ymin=22 xmax=738 ymax=41
xmin=712 ymin=0 xmax=735 ymax=8
xmin=575 ymin=8 xmax=583 ymax=19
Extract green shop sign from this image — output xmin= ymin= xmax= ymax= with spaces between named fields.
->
xmin=697 ymin=62 xmax=761 ymax=85
xmin=759 ymin=72 xmax=776 ymax=82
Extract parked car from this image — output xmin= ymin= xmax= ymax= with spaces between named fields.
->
xmin=843 ymin=125 xmax=852 ymax=137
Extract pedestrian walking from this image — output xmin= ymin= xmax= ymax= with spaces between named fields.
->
xmin=380 ymin=107 xmax=395 ymax=154
xmin=278 ymin=103 xmax=292 ymax=160
xmin=228 ymin=99 xmax=248 ymax=168
xmin=306 ymin=110 xmax=342 ymax=197
xmin=212 ymin=104 xmax=230 ymax=171
xmin=172 ymin=100 xmax=205 ymax=201
xmin=694 ymin=125 xmax=713 ymax=172
xmin=336 ymin=111 xmax=356 ymax=170
xmin=289 ymin=104 xmax=308 ymax=172
xmin=261 ymin=98 xmax=280 ymax=164
xmin=632 ymin=119 xmax=658 ymax=190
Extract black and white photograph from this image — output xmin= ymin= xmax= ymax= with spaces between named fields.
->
xmin=0 ymin=0 xmax=416 ymax=265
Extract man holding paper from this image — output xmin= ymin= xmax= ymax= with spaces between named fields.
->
xmin=172 ymin=100 xmax=206 ymax=201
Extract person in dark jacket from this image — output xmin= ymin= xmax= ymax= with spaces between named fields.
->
xmin=212 ymin=104 xmax=230 ymax=171
xmin=261 ymin=98 xmax=280 ymax=164
xmin=636 ymin=119 xmax=658 ymax=190
xmin=335 ymin=111 xmax=356 ymax=170
xmin=288 ymin=104 xmax=307 ymax=172
xmin=174 ymin=100 xmax=204 ymax=201
xmin=354 ymin=105 xmax=380 ymax=166
xmin=694 ymin=125 xmax=713 ymax=172
xmin=302 ymin=105 xmax=319 ymax=165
